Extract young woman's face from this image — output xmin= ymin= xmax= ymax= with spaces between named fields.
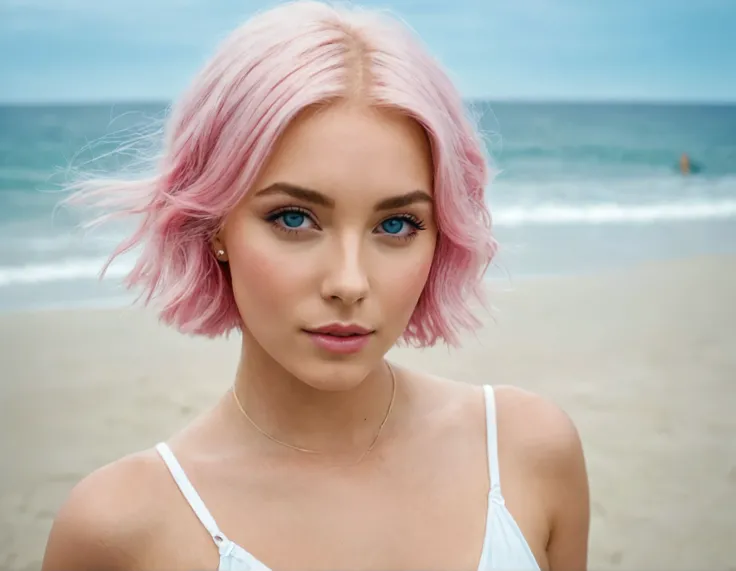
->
xmin=219 ymin=102 xmax=436 ymax=389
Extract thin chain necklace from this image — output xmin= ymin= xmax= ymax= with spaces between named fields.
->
xmin=231 ymin=361 xmax=397 ymax=462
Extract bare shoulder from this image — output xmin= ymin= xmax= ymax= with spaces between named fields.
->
xmin=41 ymin=448 xmax=170 ymax=571
xmin=400 ymin=371 xmax=589 ymax=568
xmin=494 ymin=385 xmax=590 ymax=570
xmin=403 ymin=368 xmax=584 ymax=468
xmin=414 ymin=375 xmax=585 ymax=469
xmin=402 ymin=368 xmax=487 ymax=428
xmin=494 ymin=385 xmax=585 ymax=469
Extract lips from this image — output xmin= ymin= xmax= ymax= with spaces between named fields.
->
xmin=304 ymin=323 xmax=375 ymax=336
xmin=303 ymin=323 xmax=375 ymax=354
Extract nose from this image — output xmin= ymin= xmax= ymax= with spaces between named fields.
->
xmin=320 ymin=234 xmax=369 ymax=305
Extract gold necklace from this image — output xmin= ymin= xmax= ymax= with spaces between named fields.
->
xmin=231 ymin=361 xmax=397 ymax=461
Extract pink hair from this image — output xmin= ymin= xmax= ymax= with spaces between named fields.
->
xmin=68 ymin=0 xmax=497 ymax=348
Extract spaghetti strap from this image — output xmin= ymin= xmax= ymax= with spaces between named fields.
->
xmin=155 ymin=442 xmax=229 ymax=547
xmin=482 ymin=385 xmax=502 ymax=498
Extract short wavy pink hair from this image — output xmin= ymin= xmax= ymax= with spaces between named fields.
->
xmin=70 ymin=0 xmax=497 ymax=348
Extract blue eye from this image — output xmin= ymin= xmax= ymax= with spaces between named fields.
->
xmin=281 ymin=212 xmax=306 ymax=228
xmin=380 ymin=218 xmax=405 ymax=234
xmin=267 ymin=208 xmax=316 ymax=233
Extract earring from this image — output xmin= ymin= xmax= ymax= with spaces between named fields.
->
xmin=216 ymin=248 xmax=226 ymax=259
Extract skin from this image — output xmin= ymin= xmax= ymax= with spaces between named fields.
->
xmin=41 ymin=101 xmax=589 ymax=571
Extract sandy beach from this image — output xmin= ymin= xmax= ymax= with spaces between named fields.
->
xmin=1 ymin=254 xmax=735 ymax=570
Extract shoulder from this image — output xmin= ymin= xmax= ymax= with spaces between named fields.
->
xmin=493 ymin=384 xmax=585 ymax=471
xmin=402 ymin=370 xmax=487 ymax=433
xmin=41 ymin=448 xmax=170 ymax=571
xmin=403 ymin=370 xmax=585 ymax=472
xmin=437 ymin=380 xmax=585 ymax=472
xmin=493 ymin=385 xmax=590 ymax=552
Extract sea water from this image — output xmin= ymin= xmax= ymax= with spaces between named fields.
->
xmin=1 ymin=101 xmax=735 ymax=311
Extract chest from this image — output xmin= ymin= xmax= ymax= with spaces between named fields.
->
xmin=150 ymin=444 xmax=493 ymax=571
xmin=245 ymin=467 xmax=489 ymax=569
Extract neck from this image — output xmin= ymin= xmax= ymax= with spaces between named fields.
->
xmin=231 ymin=337 xmax=396 ymax=458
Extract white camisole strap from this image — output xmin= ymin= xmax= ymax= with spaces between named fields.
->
xmin=155 ymin=442 xmax=229 ymax=547
xmin=482 ymin=385 xmax=503 ymax=499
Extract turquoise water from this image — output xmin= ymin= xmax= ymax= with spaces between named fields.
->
xmin=1 ymin=101 xmax=735 ymax=311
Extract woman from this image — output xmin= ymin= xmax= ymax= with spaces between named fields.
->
xmin=41 ymin=2 xmax=589 ymax=570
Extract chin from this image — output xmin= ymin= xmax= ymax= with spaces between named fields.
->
xmin=288 ymin=356 xmax=376 ymax=393
xmin=245 ymin=327 xmax=391 ymax=392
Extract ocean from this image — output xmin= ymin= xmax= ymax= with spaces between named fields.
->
xmin=1 ymin=101 xmax=735 ymax=312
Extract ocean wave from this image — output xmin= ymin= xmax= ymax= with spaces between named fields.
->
xmin=1 ymin=199 xmax=736 ymax=287
xmin=0 ymin=257 xmax=133 ymax=287
xmin=492 ymin=199 xmax=736 ymax=226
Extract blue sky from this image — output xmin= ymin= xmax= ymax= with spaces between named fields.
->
xmin=1 ymin=0 xmax=734 ymax=103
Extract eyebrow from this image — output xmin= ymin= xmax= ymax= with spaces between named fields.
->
xmin=255 ymin=183 xmax=334 ymax=207
xmin=254 ymin=182 xmax=433 ymax=211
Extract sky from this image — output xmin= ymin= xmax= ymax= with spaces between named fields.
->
xmin=1 ymin=0 xmax=735 ymax=103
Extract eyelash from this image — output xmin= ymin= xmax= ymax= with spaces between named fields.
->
xmin=266 ymin=206 xmax=316 ymax=234
xmin=385 ymin=214 xmax=426 ymax=239
xmin=265 ymin=207 xmax=426 ymax=240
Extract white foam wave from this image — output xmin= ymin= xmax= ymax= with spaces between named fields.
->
xmin=0 ymin=257 xmax=134 ymax=287
xmin=493 ymin=199 xmax=736 ymax=226
xmin=2 ymin=199 xmax=736 ymax=288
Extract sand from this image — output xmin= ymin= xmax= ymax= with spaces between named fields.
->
xmin=1 ymin=254 xmax=735 ymax=571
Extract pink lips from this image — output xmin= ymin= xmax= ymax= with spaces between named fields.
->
xmin=303 ymin=323 xmax=375 ymax=355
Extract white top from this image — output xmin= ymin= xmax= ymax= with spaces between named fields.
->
xmin=155 ymin=385 xmax=540 ymax=570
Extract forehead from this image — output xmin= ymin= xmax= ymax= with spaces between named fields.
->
xmin=253 ymin=102 xmax=434 ymax=201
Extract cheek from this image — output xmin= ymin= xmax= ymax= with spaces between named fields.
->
xmin=378 ymin=241 xmax=436 ymax=316
xmin=226 ymin=228 xmax=310 ymax=321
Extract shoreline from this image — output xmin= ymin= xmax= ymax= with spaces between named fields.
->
xmin=1 ymin=249 xmax=731 ymax=317
xmin=3 ymin=216 xmax=736 ymax=315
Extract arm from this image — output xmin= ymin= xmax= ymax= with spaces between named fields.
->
xmin=545 ymin=411 xmax=590 ymax=571
xmin=42 ymin=492 xmax=125 ymax=571
xmin=496 ymin=386 xmax=591 ymax=571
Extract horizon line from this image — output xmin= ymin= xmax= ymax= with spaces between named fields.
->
xmin=1 ymin=96 xmax=735 ymax=107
